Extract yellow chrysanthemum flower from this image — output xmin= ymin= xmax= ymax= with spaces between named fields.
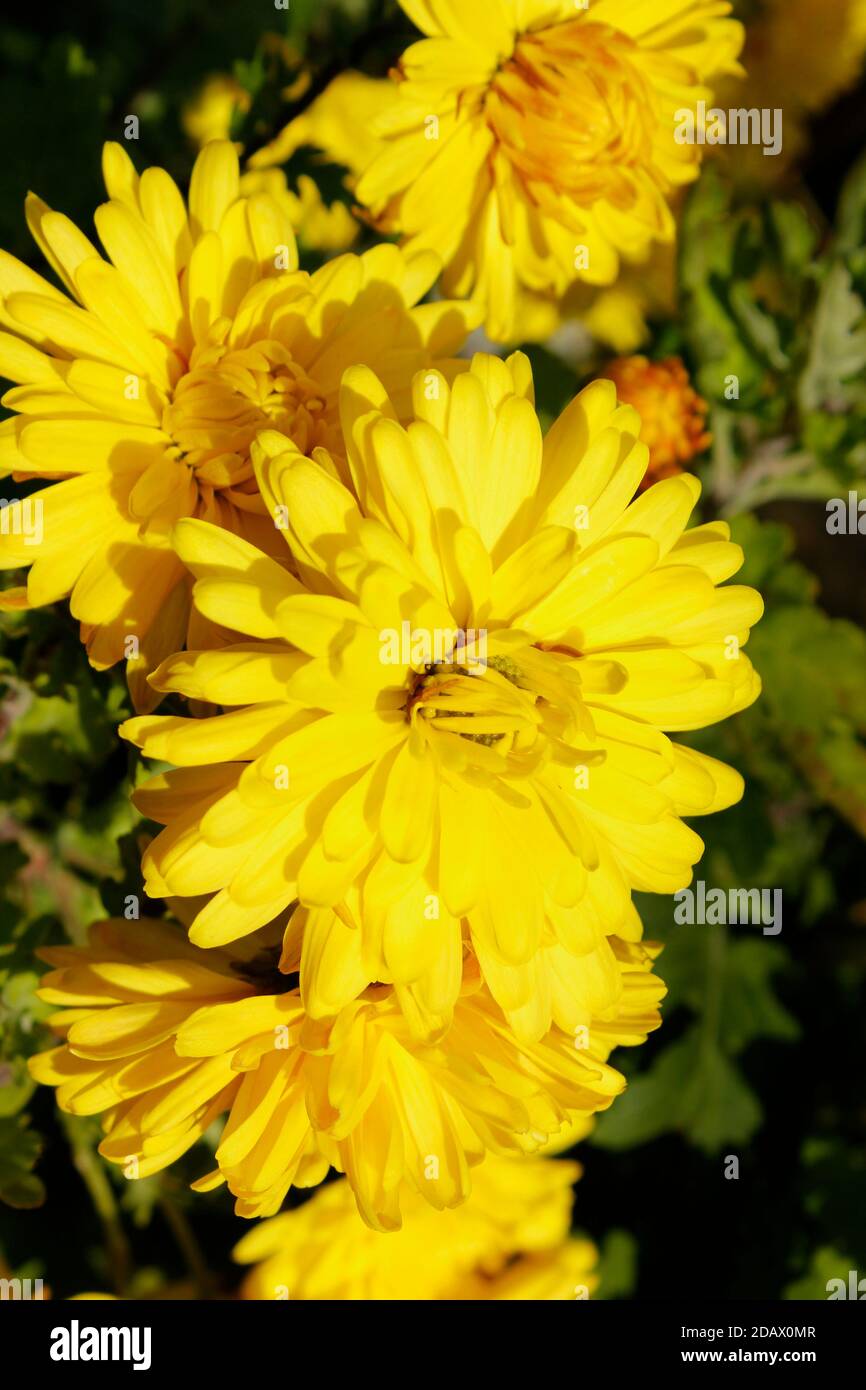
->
xmin=0 ymin=140 xmax=476 ymax=707
xmin=251 ymin=63 xmax=678 ymax=350
xmin=121 ymin=351 xmax=761 ymax=1042
xmin=27 ymin=917 xmax=276 ymax=1177
xmin=576 ymin=238 xmax=679 ymax=353
xmin=28 ymin=917 xmax=662 ymax=1230
xmin=345 ymin=0 xmax=743 ymax=340
xmin=235 ymin=1150 xmax=596 ymax=1301
xmin=181 ymin=75 xmax=251 ymax=148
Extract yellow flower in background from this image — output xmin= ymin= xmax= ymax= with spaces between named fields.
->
xmin=575 ymin=238 xmax=679 ymax=354
xmin=460 ymin=1235 xmax=596 ymax=1299
xmin=235 ymin=1149 xmax=597 ymax=1300
xmin=121 ymin=352 xmax=760 ymax=1042
xmin=242 ymin=71 xmax=399 ymax=257
xmin=182 ymin=70 xmax=364 ymax=255
xmin=345 ymin=0 xmax=743 ymax=340
xmin=29 ymin=917 xmax=662 ymax=1230
xmin=181 ymin=75 xmax=251 ymax=148
xmin=601 ymin=355 xmax=712 ymax=487
xmin=246 ymin=56 xmax=681 ymax=349
xmin=249 ymin=70 xmax=398 ymax=184
xmin=745 ymin=0 xmax=866 ymax=115
xmin=0 ymin=140 xmax=477 ymax=708
xmin=240 ymin=169 xmax=360 ymax=255
xmin=715 ymin=0 xmax=866 ymax=179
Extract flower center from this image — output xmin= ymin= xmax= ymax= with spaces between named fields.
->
xmin=486 ymin=20 xmax=657 ymax=205
xmin=406 ymin=639 xmax=594 ymax=777
xmin=409 ymin=657 xmax=540 ymax=750
xmin=163 ymin=332 xmax=331 ymax=490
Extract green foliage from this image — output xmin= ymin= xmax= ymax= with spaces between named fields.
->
xmin=682 ymin=158 xmax=866 ymax=511
xmin=680 ymin=169 xmax=819 ymax=422
xmin=784 ymin=1247 xmax=856 ymax=1301
xmin=0 ymin=1116 xmax=44 ymax=1209
xmin=594 ymin=1230 xmax=638 ymax=1301
xmin=0 ymin=606 xmax=138 ymax=1232
xmin=734 ymin=515 xmax=866 ymax=838
xmin=593 ymin=938 xmax=796 ymax=1155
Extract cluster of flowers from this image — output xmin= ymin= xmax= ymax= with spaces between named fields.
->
xmin=2 ymin=0 xmax=763 ymax=1298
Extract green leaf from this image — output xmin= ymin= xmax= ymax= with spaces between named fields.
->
xmin=749 ymin=605 xmax=866 ymax=837
xmin=799 ymin=1139 xmax=866 ymax=1260
xmin=659 ymin=934 xmax=798 ymax=1054
xmin=680 ymin=170 xmax=817 ymax=421
xmin=784 ymin=1248 xmax=857 ymax=1302
xmin=595 ymin=1230 xmax=638 ymax=1300
xmin=799 ymin=261 xmax=866 ymax=416
xmin=592 ymin=1028 xmax=763 ymax=1154
xmin=0 ymin=1062 xmax=35 ymax=1118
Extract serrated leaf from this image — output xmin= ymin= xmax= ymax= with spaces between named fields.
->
xmin=750 ymin=606 xmax=866 ymax=836
xmin=657 ymin=931 xmax=798 ymax=1054
xmin=799 ymin=261 xmax=866 ymax=415
xmin=592 ymin=1028 xmax=763 ymax=1154
xmin=680 ymin=169 xmax=815 ymax=422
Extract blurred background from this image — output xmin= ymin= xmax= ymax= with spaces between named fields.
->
xmin=0 ymin=0 xmax=864 ymax=1300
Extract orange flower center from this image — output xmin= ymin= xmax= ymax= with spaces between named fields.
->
xmin=163 ymin=336 xmax=330 ymax=490
xmin=405 ymin=645 xmax=596 ymax=773
xmin=486 ymin=20 xmax=657 ymax=205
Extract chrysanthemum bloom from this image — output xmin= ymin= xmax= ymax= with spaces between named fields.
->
xmin=27 ymin=917 xmax=287 ymax=1179
xmin=194 ymin=931 xmax=662 ymax=1226
xmin=250 ymin=60 xmax=676 ymax=348
xmin=235 ymin=1150 xmax=597 ymax=1300
xmin=122 ymin=352 xmax=760 ymax=1041
xmin=0 ymin=139 xmax=476 ymax=707
xmin=28 ymin=916 xmax=662 ymax=1229
xmin=345 ymin=0 xmax=743 ymax=340
xmin=601 ymin=355 xmax=711 ymax=488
